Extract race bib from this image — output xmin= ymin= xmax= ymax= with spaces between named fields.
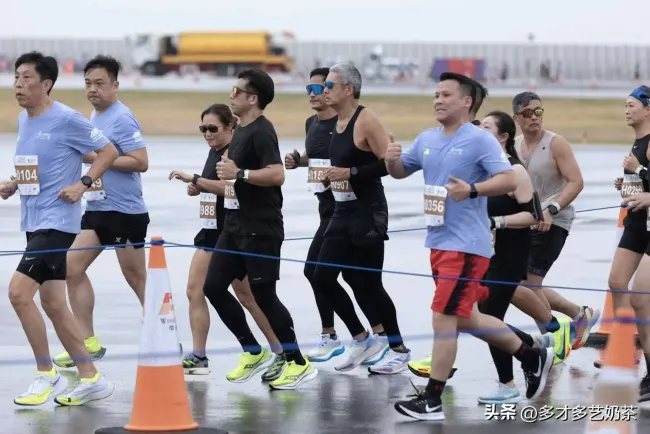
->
xmin=82 ymin=163 xmax=106 ymax=201
xmin=224 ymin=180 xmax=239 ymax=209
xmin=331 ymin=180 xmax=357 ymax=202
xmin=621 ymin=174 xmax=643 ymax=198
xmin=306 ymin=158 xmax=330 ymax=194
xmin=423 ymin=185 xmax=448 ymax=227
xmin=13 ymin=155 xmax=40 ymax=195
xmin=199 ymin=193 xmax=218 ymax=229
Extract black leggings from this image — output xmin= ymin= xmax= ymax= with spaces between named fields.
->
xmin=479 ymin=266 xmax=534 ymax=384
xmin=304 ymin=217 xmax=382 ymax=330
xmin=312 ymin=236 xmax=404 ymax=348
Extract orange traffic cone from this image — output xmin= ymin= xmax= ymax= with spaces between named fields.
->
xmin=586 ymin=207 xmax=639 ymax=349
xmin=584 ymin=307 xmax=639 ymax=434
xmin=95 ymin=237 xmax=227 ymax=434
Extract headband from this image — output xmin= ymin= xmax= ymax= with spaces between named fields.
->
xmin=630 ymin=87 xmax=650 ymax=106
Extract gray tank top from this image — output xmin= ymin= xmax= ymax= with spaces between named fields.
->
xmin=514 ymin=130 xmax=575 ymax=231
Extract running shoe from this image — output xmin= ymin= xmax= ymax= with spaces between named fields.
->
xmin=334 ymin=333 xmax=382 ymax=372
xmin=368 ymin=349 xmax=411 ymax=375
xmin=226 ymin=348 xmax=273 ymax=383
xmin=182 ymin=353 xmax=210 ymax=375
xmin=551 ymin=317 xmax=573 ymax=365
xmin=261 ymin=353 xmax=287 ymax=382
xmin=407 ymin=353 xmax=458 ymax=379
xmin=53 ymin=336 xmax=106 ymax=368
xmin=394 ymin=380 xmax=445 ymax=421
xmin=269 ymin=359 xmax=318 ymax=390
xmin=305 ymin=334 xmax=345 ymax=362
xmin=14 ymin=369 xmax=68 ymax=406
xmin=54 ymin=373 xmax=114 ymax=406
xmin=477 ymin=381 xmax=523 ymax=405
xmin=360 ymin=333 xmax=390 ymax=366
xmin=572 ymin=306 xmax=601 ymax=350
xmin=522 ymin=347 xmax=554 ymax=399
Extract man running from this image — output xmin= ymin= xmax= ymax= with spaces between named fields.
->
xmin=2 ymin=51 xmax=118 ymax=406
xmin=203 ymin=68 xmax=317 ymax=390
xmin=52 ymin=55 xmax=150 ymax=368
xmin=284 ymin=67 xmax=387 ymax=367
xmin=388 ymin=72 xmax=553 ymax=421
xmin=310 ymin=63 xmax=411 ymax=374
xmin=511 ymin=91 xmax=600 ymax=354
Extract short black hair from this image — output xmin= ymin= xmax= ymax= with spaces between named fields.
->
xmin=237 ymin=68 xmax=275 ymax=110
xmin=512 ymin=91 xmax=542 ymax=114
xmin=439 ymin=72 xmax=486 ymax=114
xmin=15 ymin=51 xmax=58 ymax=95
xmin=310 ymin=67 xmax=330 ymax=79
xmin=84 ymin=55 xmax=122 ymax=81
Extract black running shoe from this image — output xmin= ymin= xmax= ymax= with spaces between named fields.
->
xmin=640 ymin=373 xmax=650 ymax=403
xmin=393 ymin=380 xmax=445 ymax=421
xmin=522 ymin=347 xmax=554 ymax=399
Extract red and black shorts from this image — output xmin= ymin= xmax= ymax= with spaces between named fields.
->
xmin=429 ymin=249 xmax=490 ymax=319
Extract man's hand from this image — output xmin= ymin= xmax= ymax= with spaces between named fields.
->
xmin=385 ymin=132 xmax=402 ymax=164
xmin=534 ymin=209 xmax=552 ymax=232
xmin=445 ymin=176 xmax=471 ymax=201
xmin=285 ymin=149 xmax=299 ymax=169
xmin=614 ymin=176 xmax=623 ymax=191
xmin=623 ymin=153 xmax=641 ymax=173
xmin=623 ymin=193 xmax=650 ymax=211
xmin=325 ymin=167 xmax=350 ymax=181
xmin=187 ymin=183 xmax=200 ymax=196
xmin=0 ymin=180 xmax=18 ymax=200
xmin=169 ymin=170 xmax=193 ymax=183
xmin=58 ymin=181 xmax=87 ymax=203
xmin=216 ymin=156 xmax=239 ymax=180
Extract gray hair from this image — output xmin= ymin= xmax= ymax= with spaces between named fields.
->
xmin=330 ymin=63 xmax=362 ymax=99
xmin=512 ymin=91 xmax=541 ymax=114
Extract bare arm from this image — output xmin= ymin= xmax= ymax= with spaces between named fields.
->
xmin=84 ymin=148 xmax=149 ymax=173
xmin=196 ymin=178 xmax=226 ymax=196
xmin=85 ymin=143 xmax=119 ymax=182
xmin=500 ymin=165 xmax=538 ymax=228
xmin=475 ymin=170 xmax=517 ymax=197
xmin=386 ymin=160 xmax=410 ymax=179
xmin=361 ymin=111 xmax=388 ymax=159
xmin=551 ymin=136 xmax=584 ymax=208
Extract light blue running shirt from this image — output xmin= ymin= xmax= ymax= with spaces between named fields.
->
xmin=84 ymin=101 xmax=147 ymax=214
xmin=15 ymin=101 xmax=111 ymax=234
xmin=400 ymin=123 xmax=513 ymax=258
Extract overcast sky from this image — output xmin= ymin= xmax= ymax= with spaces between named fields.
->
xmin=1 ymin=0 xmax=645 ymax=44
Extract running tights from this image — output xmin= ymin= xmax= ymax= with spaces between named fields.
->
xmin=312 ymin=236 xmax=404 ymax=347
xmin=204 ymin=278 xmax=302 ymax=362
xmin=304 ymin=218 xmax=382 ymax=330
xmin=479 ymin=268 xmax=535 ymax=385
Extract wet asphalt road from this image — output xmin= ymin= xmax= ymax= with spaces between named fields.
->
xmin=0 ymin=136 xmax=648 ymax=433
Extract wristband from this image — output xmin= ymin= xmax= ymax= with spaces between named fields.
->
xmin=290 ymin=150 xmax=301 ymax=169
xmin=351 ymin=159 xmax=389 ymax=180
xmin=493 ymin=216 xmax=507 ymax=229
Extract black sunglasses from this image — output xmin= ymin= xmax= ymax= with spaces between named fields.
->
xmin=199 ymin=124 xmax=219 ymax=134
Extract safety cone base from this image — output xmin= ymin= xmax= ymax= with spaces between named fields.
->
xmin=95 ymin=427 xmax=228 ymax=434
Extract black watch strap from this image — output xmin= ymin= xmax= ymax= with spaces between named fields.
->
xmin=80 ymin=175 xmax=93 ymax=187
xmin=469 ymin=183 xmax=478 ymax=199
xmin=192 ymin=174 xmax=200 ymax=185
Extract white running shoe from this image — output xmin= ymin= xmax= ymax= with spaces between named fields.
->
xmin=335 ymin=333 xmax=381 ymax=372
xmin=306 ymin=334 xmax=345 ymax=362
xmin=14 ymin=371 xmax=69 ymax=406
xmin=368 ymin=349 xmax=411 ymax=375
xmin=54 ymin=373 xmax=115 ymax=406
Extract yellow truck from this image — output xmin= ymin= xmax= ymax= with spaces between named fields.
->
xmin=125 ymin=31 xmax=295 ymax=76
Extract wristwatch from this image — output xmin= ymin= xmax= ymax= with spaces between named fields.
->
xmin=350 ymin=167 xmax=358 ymax=177
xmin=80 ymin=175 xmax=93 ymax=188
xmin=636 ymin=165 xmax=648 ymax=179
xmin=548 ymin=202 xmax=561 ymax=215
xmin=469 ymin=183 xmax=478 ymax=199
xmin=192 ymin=174 xmax=200 ymax=185
xmin=236 ymin=169 xmax=250 ymax=182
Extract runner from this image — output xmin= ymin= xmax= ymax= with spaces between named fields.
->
xmin=311 ymin=62 xmax=411 ymax=374
xmin=49 ymin=55 xmax=150 ymax=368
xmin=2 ymin=51 xmax=117 ymax=405
xmin=599 ymin=85 xmax=650 ymax=373
xmin=511 ymin=91 xmax=600 ymax=353
xmin=284 ymin=67 xmax=388 ymax=367
xmin=476 ymin=110 xmax=549 ymax=404
xmin=388 ymin=72 xmax=553 ymax=421
xmin=168 ymin=103 xmax=285 ymax=382
xmin=204 ymin=68 xmax=317 ymax=390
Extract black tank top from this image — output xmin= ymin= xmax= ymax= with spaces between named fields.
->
xmin=305 ymin=114 xmax=337 ymax=220
xmin=623 ymin=134 xmax=650 ymax=230
xmin=487 ymin=156 xmax=531 ymax=270
xmin=329 ymin=105 xmax=386 ymax=216
xmin=200 ymin=145 xmax=228 ymax=230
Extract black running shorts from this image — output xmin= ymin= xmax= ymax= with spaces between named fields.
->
xmin=17 ymin=229 xmax=76 ymax=285
xmin=81 ymin=211 xmax=150 ymax=249
xmin=618 ymin=226 xmax=650 ymax=255
xmin=194 ymin=228 xmax=221 ymax=251
xmin=527 ymin=224 xmax=569 ymax=278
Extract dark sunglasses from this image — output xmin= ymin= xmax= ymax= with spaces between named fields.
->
xmin=517 ymin=108 xmax=544 ymax=118
xmin=199 ymin=124 xmax=219 ymax=134
xmin=325 ymin=80 xmax=347 ymax=90
xmin=306 ymin=84 xmax=325 ymax=96
xmin=231 ymin=86 xmax=257 ymax=98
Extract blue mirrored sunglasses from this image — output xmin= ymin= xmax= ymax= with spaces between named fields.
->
xmin=306 ymin=84 xmax=325 ymax=96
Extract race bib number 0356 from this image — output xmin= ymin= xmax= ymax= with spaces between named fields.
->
xmin=424 ymin=185 xmax=448 ymax=227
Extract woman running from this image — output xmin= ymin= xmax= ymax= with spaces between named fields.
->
xmin=169 ymin=104 xmax=284 ymax=382
xmin=477 ymin=110 xmax=547 ymax=404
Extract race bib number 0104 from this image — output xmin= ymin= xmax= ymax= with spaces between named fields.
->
xmin=14 ymin=155 xmax=40 ymax=196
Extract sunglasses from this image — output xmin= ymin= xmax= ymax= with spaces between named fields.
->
xmin=199 ymin=124 xmax=219 ymax=134
xmin=517 ymin=108 xmax=544 ymax=118
xmin=306 ymin=84 xmax=325 ymax=96
xmin=325 ymin=80 xmax=347 ymax=90
xmin=231 ymin=86 xmax=257 ymax=98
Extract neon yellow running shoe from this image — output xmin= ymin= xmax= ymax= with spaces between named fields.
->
xmin=14 ymin=368 xmax=68 ymax=406
xmin=407 ymin=353 xmax=457 ymax=379
xmin=226 ymin=348 xmax=273 ymax=383
xmin=53 ymin=336 xmax=106 ymax=368
xmin=551 ymin=317 xmax=573 ymax=365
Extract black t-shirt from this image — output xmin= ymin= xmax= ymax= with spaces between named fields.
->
xmin=305 ymin=114 xmax=337 ymax=220
xmin=224 ymin=115 xmax=284 ymax=238
xmin=200 ymin=145 xmax=227 ymax=230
